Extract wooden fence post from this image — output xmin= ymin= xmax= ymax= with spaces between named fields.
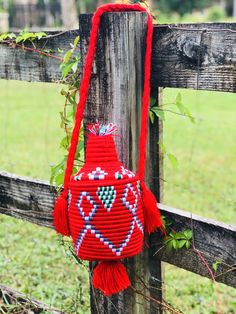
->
xmin=148 ymin=87 xmax=163 ymax=314
xmin=79 ymin=12 xmax=163 ymax=313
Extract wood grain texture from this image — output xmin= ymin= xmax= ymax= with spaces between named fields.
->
xmin=153 ymin=204 xmax=236 ymax=289
xmin=147 ymin=87 xmax=164 ymax=314
xmin=79 ymin=12 xmax=158 ymax=314
xmin=0 ymin=30 xmax=80 ymax=82
xmin=0 ymin=20 xmax=235 ymax=92
xmin=0 ymin=284 xmax=63 ymax=313
xmin=152 ymin=23 xmax=236 ymax=92
xmin=0 ymin=171 xmax=55 ymax=228
xmin=0 ymin=171 xmax=235 ymax=288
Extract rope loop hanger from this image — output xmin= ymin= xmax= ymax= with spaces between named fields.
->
xmin=62 ymin=3 xmax=154 ymax=196
xmin=53 ymin=3 xmax=162 ymax=297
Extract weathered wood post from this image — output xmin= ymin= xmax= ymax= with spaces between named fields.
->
xmin=79 ymin=12 xmax=163 ymax=313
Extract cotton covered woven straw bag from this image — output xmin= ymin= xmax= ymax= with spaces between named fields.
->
xmin=53 ymin=3 xmax=162 ymax=296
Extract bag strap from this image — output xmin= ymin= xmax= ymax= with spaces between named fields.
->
xmin=62 ymin=3 xmax=153 ymax=195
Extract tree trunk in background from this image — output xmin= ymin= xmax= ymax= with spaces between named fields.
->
xmin=219 ymin=0 xmax=226 ymax=10
xmin=60 ymin=0 xmax=78 ymax=29
xmin=234 ymin=0 xmax=236 ymax=18
xmin=78 ymin=0 xmax=86 ymax=14
xmin=148 ymin=0 xmax=154 ymax=10
xmin=44 ymin=0 xmax=54 ymax=27
xmin=0 ymin=12 xmax=9 ymax=32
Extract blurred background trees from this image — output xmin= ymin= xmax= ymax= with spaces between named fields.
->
xmin=0 ymin=0 xmax=235 ymax=31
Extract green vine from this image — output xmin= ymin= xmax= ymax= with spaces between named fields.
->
xmin=0 ymin=30 xmax=47 ymax=43
xmin=165 ymin=229 xmax=192 ymax=250
xmin=0 ymin=30 xmax=83 ymax=189
xmin=161 ymin=216 xmax=193 ymax=251
xmin=0 ymin=30 xmax=63 ymax=61
xmin=50 ymin=35 xmax=83 ymax=190
xmin=149 ymin=91 xmax=195 ymax=170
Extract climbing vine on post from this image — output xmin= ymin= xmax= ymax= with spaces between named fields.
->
xmin=50 ymin=35 xmax=84 ymax=189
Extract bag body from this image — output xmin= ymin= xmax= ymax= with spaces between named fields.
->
xmin=68 ymin=133 xmax=144 ymax=261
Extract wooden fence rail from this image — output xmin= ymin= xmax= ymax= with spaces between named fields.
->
xmin=0 ymin=11 xmax=235 ymax=314
xmin=0 ymin=19 xmax=235 ymax=92
xmin=0 ymin=171 xmax=235 ymax=289
xmin=0 ymin=284 xmax=63 ymax=314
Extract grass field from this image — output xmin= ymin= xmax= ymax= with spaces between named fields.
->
xmin=0 ymin=80 xmax=235 ymax=313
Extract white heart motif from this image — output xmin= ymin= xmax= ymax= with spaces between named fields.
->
xmin=75 ymin=182 xmax=143 ymax=256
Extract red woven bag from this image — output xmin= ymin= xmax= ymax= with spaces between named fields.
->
xmin=53 ymin=3 xmax=162 ymax=296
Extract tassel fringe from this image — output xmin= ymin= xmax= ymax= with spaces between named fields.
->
xmin=92 ymin=261 xmax=130 ymax=296
xmin=53 ymin=192 xmax=70 ymax=236
xmin=141 ymin=182 xmax=162 ymax=234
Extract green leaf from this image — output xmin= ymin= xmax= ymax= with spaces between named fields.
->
xmin=50 ymin=162 xmax=64 ymax=178
xmin=15 ymin=31 xmax=36 ymax=43
xmin=0 ymin=32 xmax=16 ymax=41
xmin=212 ymin=260 xmax=221 ymax=273
xmin=60 ymin=136 xmax=71 ymax=150
xmin=68 ymin=95 xmax=76 ymax=106
xmin=165 ymin=240 xmax=173 ymax=251
xmin=176 ymin=92 xmax=182 ymax=108
xmin=50 ymin=158 xmax=66 ymax=186
xmin=72 ymin=166 xmax=78 ymax=175
xmin=15 ymin=36 xmax=24 ymax=43
xmin=59 ymin=112 xmax=71 ymax=125
xmin=60 ymin=88 xmax=68 ymax=96
xmin=159 ymin=142 xmax=168 ymax=155
xmin=54 ymin=172 xmax=65 ymax=186
xmin=161 ymin=215 xmax=172 ymax=230
xmin=174 ymin=233 xmax=185 ymax=240
xmin=60 ymin=62 xmax=74 ymax=79
xmin=178 ymin=239 xmax=187 ymax=248
xmin=172 ymin=239 xmax=179 ymax=250
xmin=42 ymin=49 xmax=54 ymax=53
xmin=149 ymin=110 xmax=155 ymax=124
xmin=183 ymin=229 xmax=193 ymax=240
xmin=73 ymin=35 xmax=80 ymax=47
xmin=64 ymin=49 xmax=73 ymax=63
xmin=175 ymin=92 xmax=196 ymax=123
xmin=0 ymin=34 xmax=6 ymax=41
xmin=185 ymin=240 xmax=191 ymax=249
xmin=36 ymin=32 xmax=47 ymax=40
xmin=21 ymin=32 xmax=35 ymax=42
xmin=71 ymin=60 xmax=78 ymax=73
xmin=76 ymin=141 xmax=84 ymax=155
xmin=151 ymin=106 xmax=165 ymax=121
xmin=167 ymin=153 xmax=178 ymax=169
xmin=150 ymin=96 xmax=156 ymax=106
xmin=168 ymin=231 xmax=175 ymax=239
xmin=158 ymin=142 xmax=178 ymax=169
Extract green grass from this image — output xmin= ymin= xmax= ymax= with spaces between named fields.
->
xmin=0 ymin=80 xmax=235 ymax=313
xmin=0 ymin=81 xmax=90 ymax=313
xmin=163 ymin=88 xmax=236 ymax=313
xmin=164 ymin=88 xmax=236 ymax=223
xmin=0 ymin=80 xmax=64 ymax=178
xmin=156 ymin=7 xmax=236 ymax=24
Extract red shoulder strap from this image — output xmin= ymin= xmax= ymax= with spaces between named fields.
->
xmin=62 ymin=3 xmax=153 ymax=195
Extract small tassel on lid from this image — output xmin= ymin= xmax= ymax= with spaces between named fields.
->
xmin=92 ymin=261 xmax=131 ymax=296
xmin=141 ymin=181 xmax=163 ymax=234
xmin=53 ymin=191 xmax=70 ymax=236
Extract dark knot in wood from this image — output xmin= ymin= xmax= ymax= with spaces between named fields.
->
xmin=177 ymin=36 xmax=206 ymax=68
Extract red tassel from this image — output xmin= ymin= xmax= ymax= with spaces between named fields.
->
xmin=141 ymin=182 xmax=162 ymax=234
xmin=92 ymin=261 xmax=130 ymax=296
xmin=53 ymin=192 xmax=70 ymax=236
